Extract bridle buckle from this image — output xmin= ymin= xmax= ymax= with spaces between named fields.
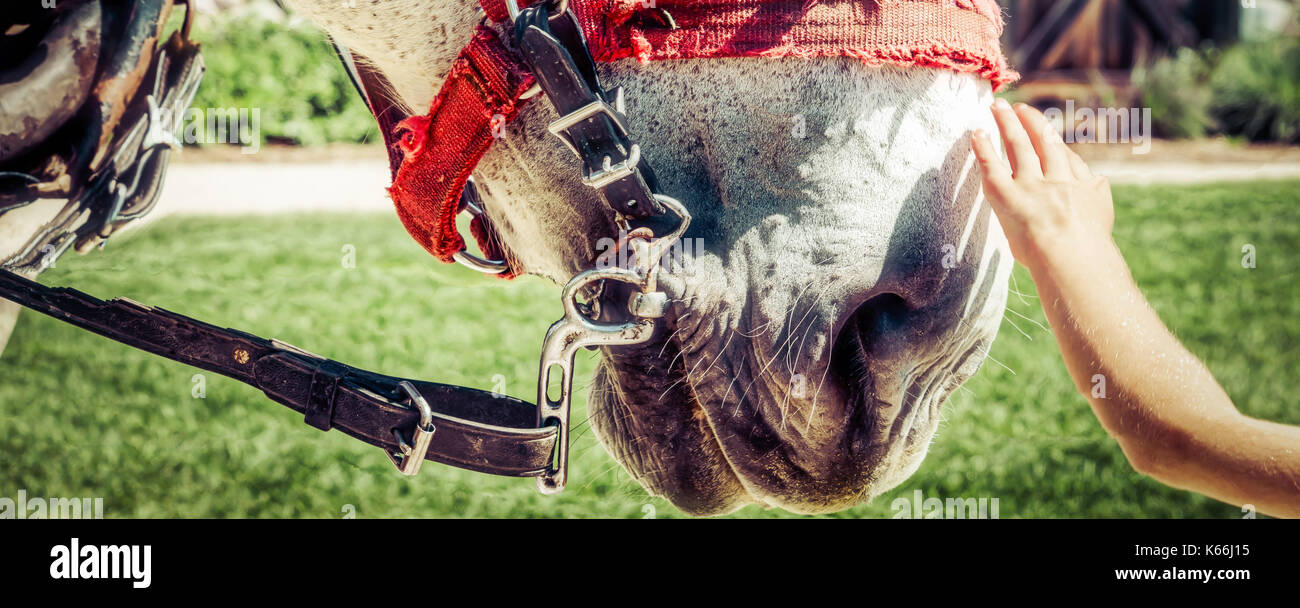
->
xmin=386 ymin=381 xmax=436 ymax=476
xmin=546 ymin=98 xmax=642 ymax=190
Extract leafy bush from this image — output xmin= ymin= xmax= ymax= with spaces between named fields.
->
xmin=188 ymin=15 xmax=378 ymax=146
xmin=1139 ymin=34 xmax=1300 ymax=143
xmin=1137 ymin=47 xmax=1216 ymax=139
xmin=1209 ymin=36 xmax=1300 ymax=143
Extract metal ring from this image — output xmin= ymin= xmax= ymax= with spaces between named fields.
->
xmin=453 ymin=250 xmax=510 ymax=274
xmin=453 ymin=179 xmax=511 ymax=274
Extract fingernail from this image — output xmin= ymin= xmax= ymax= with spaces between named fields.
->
xmin=973 ymin=129 xmax=987 ymax=141
xmin=993 ymin=98 xmax=1012 ymax=111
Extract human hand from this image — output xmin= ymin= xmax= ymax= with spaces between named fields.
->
xmin=971 ymin=99 xmax=1116 ymax=274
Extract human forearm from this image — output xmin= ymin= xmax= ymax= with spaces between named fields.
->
xmin=1025 ymin=236 xmax=1247 ymax=492
xmin=1025 ymin=235 xmax=1234 ymax=440
xmin=972 ymin=100 xmax=1300 ymax=516
xmin=1022 ymin=192 xmax=1300 ymax=518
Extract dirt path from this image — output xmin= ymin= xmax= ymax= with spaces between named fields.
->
xmin=159 ymin=160 xmax=394 ymax=215
xmin=154 ymin=141 xmax=1300 ymax=216
xmin=1085 ymin=161 xmax=1300 ymax=185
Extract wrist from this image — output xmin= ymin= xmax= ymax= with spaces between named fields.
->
xmin=1021 ymin=226 xmax=1123 ymax=280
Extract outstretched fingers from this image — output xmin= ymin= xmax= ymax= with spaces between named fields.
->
xmin=991 ymin=98 xmax=1042 ymax=180
xmin=972 ymin=130 xmax=1014 ymax=201
xmin=1014 ymin=103 xmax=1073 ymax=181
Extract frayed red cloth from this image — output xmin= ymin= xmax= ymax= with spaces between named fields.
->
xmin=390 ymin=1 xmax=1017 ymax=278
xmin=386 ymin=28 xmax=534 ymax=277
xmin=482 ymin=0 xmax=1017 ymax=89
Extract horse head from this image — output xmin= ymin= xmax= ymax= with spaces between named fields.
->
xmin=289 ymin=0 xmax=1015 ymax=515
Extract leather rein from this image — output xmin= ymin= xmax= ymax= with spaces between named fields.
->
xmin=0 ymin=0 xmax=690 ymax=494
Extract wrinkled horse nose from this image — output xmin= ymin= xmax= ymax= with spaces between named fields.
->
xmin=736 ymin=208 xmax=966 ymax=385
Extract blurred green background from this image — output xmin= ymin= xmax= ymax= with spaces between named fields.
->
xmin=182 ymin=5 xmax=377 ymax=146
xmin=2 ymin=180 xmax=1296 ymax=518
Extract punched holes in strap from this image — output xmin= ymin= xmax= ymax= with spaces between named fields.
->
xmin=305 ymin=360 xmax=349 ymax=431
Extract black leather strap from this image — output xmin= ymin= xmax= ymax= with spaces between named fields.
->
xmin=0 ymin=268 xmax=558 ymax=478
xmin=514 ymin=5 xmax=665 ymax=220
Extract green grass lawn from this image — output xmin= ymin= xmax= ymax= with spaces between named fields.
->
xmin=2 ymin=180 xmax=1297 ymax=518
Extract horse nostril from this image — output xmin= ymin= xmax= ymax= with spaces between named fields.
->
xmin=851 ymin=292 xmax=909 ymax=337
xmin=832 ymin=292 xmax=910 ymax=363
xmin=828 ymin=292 xmax=910 ymax=388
